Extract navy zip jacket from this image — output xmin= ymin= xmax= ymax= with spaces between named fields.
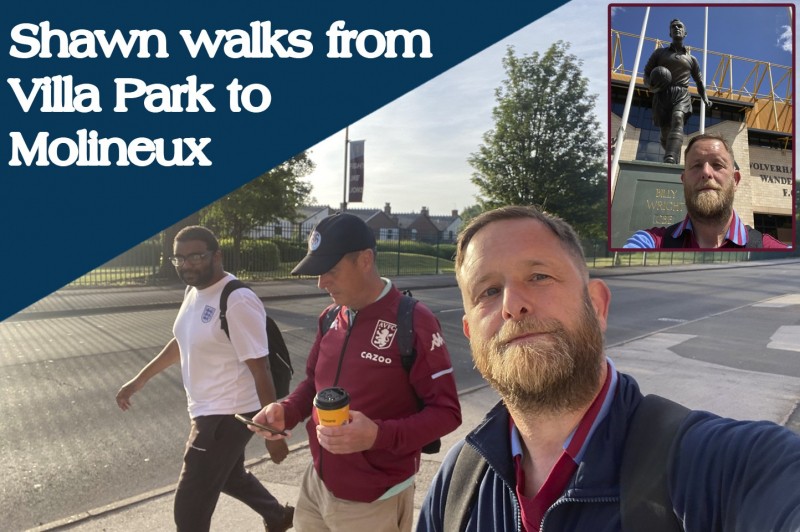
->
xmin=418 ymin=372 xmax=800 ymax=531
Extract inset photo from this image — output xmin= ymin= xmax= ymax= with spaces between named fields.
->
xmin=608 ymin=4 xmax=795 ymax=251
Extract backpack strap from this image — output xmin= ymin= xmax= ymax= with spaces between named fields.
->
xmin=397 ymin=292 xmax=441 ymax=453
xmin=659 ymin=222 xmax=686 ymax=249
xmin=621 ymin=394 xmax=690 ymax=532
xmin=396 ymin=294 xmax=417 ymax=370
xmin=745 ymin=225 xmax=763 ymax=248
xmin=320 ymin=305 xmax=341 ymax=336
xmin=219 ymin=279 xmax=247 ymax=339
xmin=442 ymin=443 xmax=488 ymax=532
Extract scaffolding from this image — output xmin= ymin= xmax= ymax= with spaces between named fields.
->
xmin=610 ymin=29 xmax=793 ymax=137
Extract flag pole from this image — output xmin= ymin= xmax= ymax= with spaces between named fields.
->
xmin=610 ymin=6 xmax=650 ymax=202
xmin=700 ymin=7 xmax=708 ymax=133
xmin=342 ymin=127 xmax=349 ymax=212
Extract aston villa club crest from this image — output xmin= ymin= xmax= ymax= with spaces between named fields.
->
xmin=371 ymin=320 xmax=397 ymax=350
xmin=201 ymin=305 xmax=216 ymax=323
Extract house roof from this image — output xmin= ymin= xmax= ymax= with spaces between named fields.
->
xmin=429 ymin=215 xmax=459 ymax=231
xmin=305 ymin=204 xmax=461 ymax=230
xmin=296 ymin=205 xmax=332 ymax=223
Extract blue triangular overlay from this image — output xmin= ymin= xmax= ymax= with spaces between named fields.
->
xmin=1 ymin=0 xmax=569 ymax=320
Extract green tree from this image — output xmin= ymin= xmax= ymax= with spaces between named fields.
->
xmin=469 ymin=42 xmax=607 ymax=238
xmin=459 ymin=204 xmax=483 ymax=225
xmin=157 ymin=212 xmax=201 ymax=281
xmin=202 ymin=152 xmax=314 ymax=271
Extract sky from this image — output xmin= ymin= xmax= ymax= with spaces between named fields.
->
xmin=302 ymin=0 xmax=795 ymax=216
xmin=612 ymin=5 xmax=794 ymax=93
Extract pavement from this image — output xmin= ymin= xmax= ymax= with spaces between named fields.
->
xmin=15 ymin=258 xmax=800 ymax=531
xmin=31 ymin=384 xmax=501 ymax=532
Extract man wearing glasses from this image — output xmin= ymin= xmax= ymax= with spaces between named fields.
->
xmin=115 ymin=225 xmax=294 ymax=532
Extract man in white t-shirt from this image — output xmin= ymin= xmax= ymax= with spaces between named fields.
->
xmin=116 ymin=226 xmax=294 ymax=532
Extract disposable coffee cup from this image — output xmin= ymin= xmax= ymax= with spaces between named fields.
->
xmin=314 ymin=387 xmax=350 ymax=426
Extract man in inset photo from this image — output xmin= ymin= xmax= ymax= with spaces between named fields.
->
xmin=623 ymin=133 xmax=788 ymax=249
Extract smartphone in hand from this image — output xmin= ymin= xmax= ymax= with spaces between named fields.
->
xmin=234 ymin=414 xmax=288 ymax=436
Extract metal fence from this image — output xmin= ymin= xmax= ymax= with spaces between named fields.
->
xmin=69 ymin=224 xmax=793 ymax=288
xmin=68 ymin=222 xmax=461 ymax=287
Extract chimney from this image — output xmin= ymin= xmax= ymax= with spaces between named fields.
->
xmin=384 ymin=202 xmax=391 ymax=215
xmin=421 ymin=206 xmax=429 ymax=217
xmin=452 ymin=209 xmax=458 ymax=217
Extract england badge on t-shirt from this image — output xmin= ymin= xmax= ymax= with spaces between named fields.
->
xmin=201 ymin=305 xmax=216 ymax=323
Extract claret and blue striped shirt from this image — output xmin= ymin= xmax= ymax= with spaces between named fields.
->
xmin=623 ymin=210 xmax=787 ymax=249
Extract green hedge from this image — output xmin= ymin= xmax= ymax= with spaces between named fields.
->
xmin=220 ymin=240 xmax=281 ymax=272
xmin=377 ymin=240 xmax=456 ymax=261
xmin=104 ymin=239 xmax=161 ymax=267
xmin=270 ymin=238 xmax=308 ymax=263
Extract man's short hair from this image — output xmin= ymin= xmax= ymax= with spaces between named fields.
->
xmin=174 ymin=225 xmax=220 ymax=252
xmin=455 ymin=205 xmax=588 ymax=281
xmin=684 ymin=133 xmax=736 ymax=165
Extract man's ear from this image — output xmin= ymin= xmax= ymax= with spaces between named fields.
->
xmin=462 ymin=315 xmax=471 ymax=339
xmin=733 ymin=170 xmax=741 ymax=189
xmin=357 ymin=249 xmax=373 ymax=270
xmin=587 ymin=279 xmax=611 ymax=332
xmin=680 ymin=171 xmax=686 ymax=184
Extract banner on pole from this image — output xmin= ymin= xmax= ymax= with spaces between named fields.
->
xmin=348 ymin=140 xmax=365 ymax=203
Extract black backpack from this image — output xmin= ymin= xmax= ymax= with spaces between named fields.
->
xmin=219 ymin=279 xmax=294 ymax=399
xmin=321 ymin=291 xmax=442 ymax=454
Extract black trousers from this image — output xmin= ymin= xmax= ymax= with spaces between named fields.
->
xmin=174 ymin=412 xmax=285 ymax=531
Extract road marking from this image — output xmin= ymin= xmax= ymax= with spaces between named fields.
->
xmin=657 ymin=318 xmax=688 ymax=323
xmin=753 ymin=294 xmax=800 ymax=308
xmin=611 ymin=293 xmax=799 ymax=350
xmin=768 ymin=326 xmax=800 ymax=353
xmin=612 ymin=332 xmax=800 ymax=423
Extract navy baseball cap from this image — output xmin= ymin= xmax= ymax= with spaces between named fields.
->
xmin=291 ymin=213 xmax=376 ymax=275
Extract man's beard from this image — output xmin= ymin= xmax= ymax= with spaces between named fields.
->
xmin=178 ymin=265 xmax=214 ymax=287
xmin=470 ymin=292 xmax=605 ymax=413
xmin=685 ymin=179 xmax=735 ymax=225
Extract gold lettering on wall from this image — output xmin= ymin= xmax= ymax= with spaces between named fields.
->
xmin=655 ymin=188 xmax=677 ymax=198
xmin=645 ymin=200 xmax=684 ymax=212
